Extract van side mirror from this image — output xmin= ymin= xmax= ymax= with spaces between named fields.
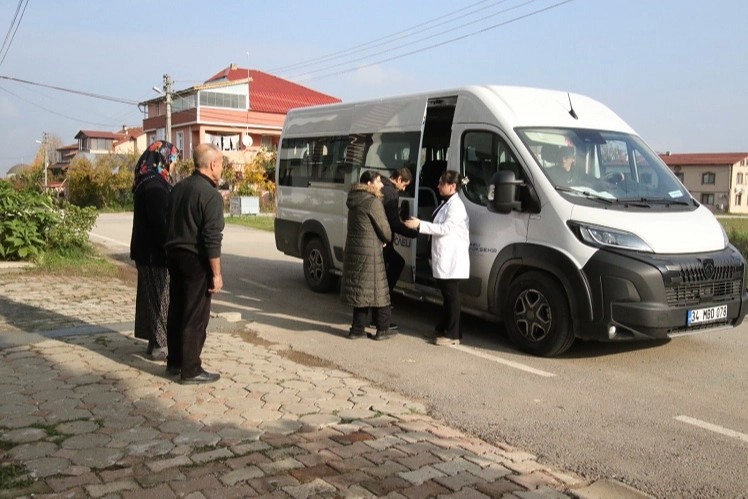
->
xmin=487 ymin=170 xmax=522 ymax=214
xmin=399 ymin=199 xmax=411 ymax=219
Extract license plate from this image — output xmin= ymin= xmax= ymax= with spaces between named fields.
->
xmin=687 ymin=305 xmax=727 ymax=326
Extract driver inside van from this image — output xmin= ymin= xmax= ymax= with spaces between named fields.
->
xmin=544 ymin=145 xmax=580 ymax=185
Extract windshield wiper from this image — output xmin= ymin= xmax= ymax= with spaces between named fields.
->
xmin=620 ymin=197 xmax=692 ymax=207
xmin=555 ymin=185 xmax=614 ymax=204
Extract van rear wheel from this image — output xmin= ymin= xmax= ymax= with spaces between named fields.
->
xmin=303 ymin=238 xmax=335 ymax=293
xmin=503 ymin=271 xmax=574 ymax=356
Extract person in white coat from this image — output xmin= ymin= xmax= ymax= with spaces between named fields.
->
xmin=405 ymin=170 xmax=470 ymax=345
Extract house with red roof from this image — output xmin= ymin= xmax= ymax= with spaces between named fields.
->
xmin=139 ymin=64 xmax=340 ymax=166
xmin=660 ymin=152 xmax=748 ymax=214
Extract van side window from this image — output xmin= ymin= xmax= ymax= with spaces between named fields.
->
xmin=278 ymin=136 xmax=349 ymax=187
xmin=461 ymin=131 xmax=523 ymax=206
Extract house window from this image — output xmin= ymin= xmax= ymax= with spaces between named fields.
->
xmin=701 ymin=172 xmax=715 ymax=184
xmin=701 ymin=193 xmax=715 ymax=205
xmin=176 ymin=131 xmax=184 ymax=152
xmin=199 ymin=91 xmax=246 ymax=109
xmin=735 ymin=193 xmax=742 ymax=206
xmin=675 ymin=172 xmax=684 ymax=182
xmin=738 ymin=173 xmax=744 ymax=184
xmin=261 ymin=135 xmax=273 ymax=148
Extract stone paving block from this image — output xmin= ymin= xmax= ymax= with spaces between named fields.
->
xmin=170 ymin=475 xmax=225 ymax=496
xmin=98 ymin=466 xmax=133 ymax=482
xmin=438 ymin=488 xmax=491 ymax=499
xmin=322 ymin=470 xmax=371 ymax=490
xmin=25 ymin=456 xmax=72 ymax=477
xmin=46 ymin=471 xmax=101 ymax=492
xmin=84 ymin=478 xmax=140 ymax=498
xmin=183 ymin=461 xmax=231 ymax=479
xmin=395 ymin=451 xmax=443 ymax=471
xmin=147 ymin=454 xmax=192 ymax=473
xmin=362 ymin=447 xmax=409 ymax=465
xmin=288 ymin=463 xmax=338 ymax=483
xmin=360 ymin=459 xmax=409 ymax=479
xmin=283 ymin=477 xmax=338 ymax=498
xmin=203 ymin=484 xmax=260 ymax=498
xmin=326 ymin=455 xmax=373 ymax=474
xmin=435 ymin=470 xmax=484 ymax=492
xmin=515 ymin=486 xmax=572 ymax=498
xmin=398 ymin=465 xmax=447 ymax=486
xmin=327 ymin=440 xmax=374 ymax=459
xmin=134 ymin=467 xmax=186 ymax=488
xmin=257 ymin=457 xmax=304 ymax=475
xmin=225 ymin=451 xmax=272 ymax=470
xmin=399 ymin=479 xmax=452 ymax=499
xmin=121 ymin=482 xmax=177 ymax=499
xmin=360 ymin=475 xmax=413 ymax=496
xmin=247 ymin=473 xmax=301 ymax=494
xmin=220 ymin=465 xmax=265 ymax=486
xmin=508 ymin=470 xmax=561 ymax=490
xmin=191 ymin=447 xmax=235 ymax=464
xmin=475 ymin=477 xmax=524 ymax=497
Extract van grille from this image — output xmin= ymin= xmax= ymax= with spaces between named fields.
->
xmin=664 ymin=259 xmax=744 ymax=307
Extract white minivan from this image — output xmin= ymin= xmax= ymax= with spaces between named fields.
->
xmin=274 ymin=85 xmax=747 ymax=356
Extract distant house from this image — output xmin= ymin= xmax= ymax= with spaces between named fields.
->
xmin=139 ymin=64 xmax=340 ymax=165
xmin=660 ymin=152 xmax=748 ymax=214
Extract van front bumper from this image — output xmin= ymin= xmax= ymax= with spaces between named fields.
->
xmin=577 ymin=246 xmax=747 ymax=341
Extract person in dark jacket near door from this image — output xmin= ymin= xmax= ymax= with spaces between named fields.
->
xmin=375 ymin=167 xmax=419 ymax=329
xmin=341 ymin=170 xmax=395 ymax=340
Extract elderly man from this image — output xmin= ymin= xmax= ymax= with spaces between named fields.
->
xmin=165 ymin=143 xmax=225 ymax=384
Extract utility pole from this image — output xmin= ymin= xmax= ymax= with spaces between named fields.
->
xmin=163 ymin=74 xmax=173 ymax=143
xmin=43 ymin=131 xmax=48 ymax=189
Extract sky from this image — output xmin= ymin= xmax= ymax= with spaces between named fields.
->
xmin=1 ymin=0 xmax=747 ymax=175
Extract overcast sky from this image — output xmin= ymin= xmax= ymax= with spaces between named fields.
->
xmin=1 ymin=0 xmax=746 ymax=175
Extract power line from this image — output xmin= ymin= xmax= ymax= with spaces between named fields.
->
xmin=285 ymin=0 xmax=548 ymax=81
xmin=269 ymin=0 xmax=500 ymax=74
xmin=0 ymin=75 xmax=138 ymax=104
xmin=0 ymin=0 xmax=29 ymax=67
xmin=0 ymin=84 xmax=124 ymax=127
xmin=296 ymin=0 xmax=574 ymax=83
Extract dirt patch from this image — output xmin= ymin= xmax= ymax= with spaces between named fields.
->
xmin=236 ymin=327 xmax=338 ymax=369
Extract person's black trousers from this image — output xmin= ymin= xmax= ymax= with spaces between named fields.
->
xmin=166 ymin=249 xmax=212 ymax=378
xmin=352 ymin=306 xmax=392 ymax=334
xmin=436 ymin=278 xmax=462 ymax=340
xmin=383 ymin=242 xmax=404 ymax=292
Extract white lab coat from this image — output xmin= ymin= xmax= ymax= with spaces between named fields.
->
xmin=418 ymin=194 xmax=470 ymax=279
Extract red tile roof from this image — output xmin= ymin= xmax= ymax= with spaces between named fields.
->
xmin=659 ymin=152 xmax=748 ymax=166
xmin=206 ymin=65 xmax=340 ymax=114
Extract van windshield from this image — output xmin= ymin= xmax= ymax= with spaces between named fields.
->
xmin=517 ymin=128 xmax=693 ymax=207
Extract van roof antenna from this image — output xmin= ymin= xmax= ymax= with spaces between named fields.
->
xmin=567 ymin=93 xmax=578 ymax=120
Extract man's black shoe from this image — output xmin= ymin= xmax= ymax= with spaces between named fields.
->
xmin=179 ymin=371 xmax=220 ymax=385
xmin=347 ymin=331 xmax=366 ymax=340
xmin=368 ymin=327 xmax=398 ymax=340
xmin=368 ymin=322 xmax=398 ymax=330
xmin=166 ymin=365 xmax=181 ymax=376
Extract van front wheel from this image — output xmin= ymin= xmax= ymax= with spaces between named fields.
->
xmin=503 ymin=271 xmax=574 ymax=356
xmin=303 ymin=238 xmax=335 ymax=293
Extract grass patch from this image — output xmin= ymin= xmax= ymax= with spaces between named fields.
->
xmin=25 ymin=246 xmax=120 ymax=279
xmin=0 ymin=462 xmax=33 ymax=490
xmin=225 ymin=214 xmax=274 ymax=232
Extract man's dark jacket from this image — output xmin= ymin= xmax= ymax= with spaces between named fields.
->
xmin=381 ymin=176 xmax=418 ymax=242
xmin=165 ymin=171 xmax=224 ymax=260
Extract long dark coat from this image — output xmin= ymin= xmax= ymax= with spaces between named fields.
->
xmin=341 ymin=183 xmax=392 ymax=308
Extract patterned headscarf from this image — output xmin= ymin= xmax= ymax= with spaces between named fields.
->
xmin=132 ymin=140 xmax=179 ymax=192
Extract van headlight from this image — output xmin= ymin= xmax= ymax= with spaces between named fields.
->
xmin=567 ymin=221 xmax=653 ymax=252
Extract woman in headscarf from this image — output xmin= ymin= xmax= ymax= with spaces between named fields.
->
xmin=341 ymin=170 xmax=395 ymax=340
xmin=129 ymin=140 xmax=179 ymax=359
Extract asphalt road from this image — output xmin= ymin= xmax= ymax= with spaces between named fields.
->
xmin=91 ymin=213 xmax=748 ymax=498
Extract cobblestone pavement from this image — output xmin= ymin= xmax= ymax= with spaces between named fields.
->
xmin=0 ymin=270 xmax=628 ymax=498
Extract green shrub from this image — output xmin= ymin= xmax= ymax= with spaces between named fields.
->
xmin=0 ymin=180 xmax=98 ymax=261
